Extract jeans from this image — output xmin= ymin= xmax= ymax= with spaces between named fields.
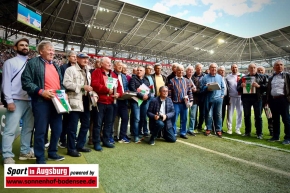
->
xmin=32 ymin=100 xmax=62 ymax=162
xmin=131 ymin=100 xmax=149 ymax=137
xmin=172 ymin=103 xmax=188 ymax=135
xmin=205 ymin=98 xmax=223 ymax=132
xmin=188 ymin=104 xmax=198 ymax=132
xmin=67 ymin=97 xmax=90 ymax=152
xmin=93 ymin=103 xmax=114 ymax=144
xmin=113 ymin=100 xmax=129 ymax=139
xmin=269 ymin=97 xmax=290 ymax=140
xmin=197 ymin=101 xmax=205 ymax=129
xmin=242 ymin=98 xmax=262 ymax=135
xmin=59 ymin=113 xmax=69 ymax=144
xmin=2 ymin=100 xmax=34 ymax=158
xmin=151 ymin=120 xmax=176 ymax=142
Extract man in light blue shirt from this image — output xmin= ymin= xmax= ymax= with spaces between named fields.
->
xmin=200 ymin=63 xmax=224 ymax=138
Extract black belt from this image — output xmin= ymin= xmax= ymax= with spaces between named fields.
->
xmin=272 ymin=95 xmax=285 ymax=99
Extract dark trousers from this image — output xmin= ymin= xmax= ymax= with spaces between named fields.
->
xmin=269 ymin=97 xmax=290 ymax=140
xmin=242 ymin=98 xmax=262 ymax=135
xmin=221 ymin=97 xmax=227 ymax=128
xmin=93 ymin=103 xmax=114 ymax=145
xmin=67 ymin=97 xmax=90 ymax=152
xmin=196 ymin=101 xmax=205 ymax=129
xmin=59 ymin=113 xmax=69 ymax=143
xmin=113 ymin=100 xmax=129 ymax=139
xmin=150 ymin=120 xmax=176 ymax=142
xmin=32 ymin=100 xmax=62 ymax=162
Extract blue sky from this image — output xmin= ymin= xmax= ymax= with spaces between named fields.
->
xmin=121 ymin=0 xmax=290 ymax=38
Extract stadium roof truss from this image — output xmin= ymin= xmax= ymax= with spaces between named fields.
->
xmin=1 ymin=0 xmax=290 ymax=67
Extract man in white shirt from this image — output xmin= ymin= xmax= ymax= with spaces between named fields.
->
xmin=225 ymin=64 xmax=244 ymax=135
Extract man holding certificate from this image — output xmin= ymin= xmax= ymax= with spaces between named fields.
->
xmin=200 ymin=63 xmax=224 ymax=138
xmin=91 ymin=57 xmax=123 ymax=150
xmin=237 ymin=63 xmax=267 ymax=139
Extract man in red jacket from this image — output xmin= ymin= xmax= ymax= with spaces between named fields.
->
xmin=91 ymin=57 xmax=123 ymax=150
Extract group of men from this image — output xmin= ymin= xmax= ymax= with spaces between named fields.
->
xmin=2 ymin=37 xmax=290 ymax=165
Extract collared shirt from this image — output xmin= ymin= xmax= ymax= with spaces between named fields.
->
xmin=226 ymin=73 xmax=243 ymax=97
xmin=168 ymin=76 xmax=193 ymax=103
xmin=271 ymin=73 xmax=284 ymax=96
xmin=159 ymin=98 xmax=166 ymax=116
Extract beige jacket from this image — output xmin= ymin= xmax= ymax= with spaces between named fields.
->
xmin=63 ymin=63 xmax=92 ymax=111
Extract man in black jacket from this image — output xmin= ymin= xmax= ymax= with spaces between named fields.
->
xmin=147 ymin=86 xmax=176 ymax=145
xmin=266 ymin=60 xmax=290 ymax=145
xmin=129 ymin=66 xmax=151 ymax=143
xmin=237 ymin=63 xmax=267 ymax=139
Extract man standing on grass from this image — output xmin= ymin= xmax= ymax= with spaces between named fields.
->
xmin=237 ymin=63 xmax=267 ymax=139
xmin=147 ymin=86 xmax=176 ymax=145
xmin=200 ymin=63 xmax=224 ymax=138
xmin=267 ymin=60 xmax=290 ymax=145
xmin=226 ymin=64 xmax=244 ymax=135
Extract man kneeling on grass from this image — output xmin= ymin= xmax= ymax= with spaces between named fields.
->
xmin=147 ymin=86 xmax=176 ymax=145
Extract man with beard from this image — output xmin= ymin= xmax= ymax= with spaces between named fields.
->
xmin=2 ymin=38 xmax=35 ymax=164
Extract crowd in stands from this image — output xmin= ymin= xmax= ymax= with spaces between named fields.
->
xmin=1 ymin=39 xmax=290 ymax=165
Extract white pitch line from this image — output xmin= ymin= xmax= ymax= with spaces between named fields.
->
xmin=177 ymin=139 xmax=290 ymax=178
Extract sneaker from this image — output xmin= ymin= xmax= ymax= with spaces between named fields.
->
xmin=19 ymin=152 xmax=36 ymax=160
xmin=118 ymin=137 xmax=130 ymax=144
xmin=58 ymin=142 xmax=67 ymax=149
xmin=103 ymin=142 xmax=115 ymax=148
xmin=257 ymin=135 xmax=263 ymax=139
xmin=193 ymin=130 xmax=199 ymax=134
xmin=134 ymin=137 xmax=141 ymax=144
xmin=149 ymin=139 xmax=155 ymax=145
xmin=242 ymin=133 xmax=251 ymax=137
xmin=282 ymin=140 xmax=290 ymax=145
xmin=109 ymin=137 xmax=115 ymax=144
xmin=48 ymin=154 xmax=65 ymax=161
xmin=94 ymin=143 xmax=103 ymax=151
xmin=4 ymin=157 xmax=15 ymax=164
xmin=114 ymin=136 xmax=119 ymax=142
xmin=143 ymin=133 xmax=150 ymax=138
xmin=125 ymin=135 xmax=131 ymax=140
xmin=205 ymin=130 xmax=211 ymax=136
xmin=45 ymin=142 xmax=50 ymax=148
xmin=216 ymin=131 xmax=222 ymax=138
xmin=187 ymin=131 xmax=196 ymax=136
xmin=268 ymin=138 xmax=280 ymax=142
xmin=235 ymin=130 xmax=242 ymax=135
xmin=227 ymin=130 xmax=232 ymax=134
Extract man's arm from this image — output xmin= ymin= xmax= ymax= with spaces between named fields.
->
xmin=2 ymin=60 xmax=13 ymax=104
xmin=21 ymin=60 xmax=40 ymax=96
xmin=165 ymin=98 xmax=175 ymax=120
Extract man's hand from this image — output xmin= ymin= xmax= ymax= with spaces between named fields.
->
xmin=113 ymin=93 xmax=120 ymax=99
xmin=7 ymin=103 xmax=16 ymax=112
xmin=162 ymin=114 xmax=167 ymax=121
xmin=42 ymin=90 xmax=55 ymax=100
xmin=192 ymin=87 xmax=197 ymax=92
xmin=143 ymin=94 xmax=148 ymax=101
xmin=241 ymin=83 xmax=246 ymax=87
xmin=252 ymin=82 xmax=260 ymax=88
xmin=84 ymin=85 xmax=93 ymax=92
xmin=154 ymin=112 xmax=159 ymax=120
xmin=108 ymin=89 xmax=114 ymax=95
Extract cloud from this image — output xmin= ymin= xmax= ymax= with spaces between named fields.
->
xmin=175 ymin=10 xmax=189 ymax=18
xmin=152 ymin=2 xmax=170 ymax=14
xmin=152 ymin=0 xmax=198 ymax=14
xmin=188 ymin=9 xmax=219 ymax=24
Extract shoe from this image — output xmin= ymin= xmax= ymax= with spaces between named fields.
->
xmin=149 ymin=139 xmax=155 ymax=145
xmin=235 ymin=130 xmax=242 ymax=135
xmin=193 ymin=130 xmax=199 ymax=134
xmin=227 ymin=130 xmax=232 ymax=134
xmin=282 ymin=140 xmax=290 ymax=145
xmin=143 ymin=133 xmax=150 ymax=138
xmin=109 ymin=137 xmax=115 ymax=144
xmin=19 ymin=151 xmax=36 ymax=160
xmin=216 ymin=131 xmax=222 ymax=138
xmin=58 ymin=141 xmax=67 ymax=148
xmin=134 ymin=137 xmax=141 ymax=144
xmin=114 ymin=136 xmax=119 ymax=141
xmin=118 ymin=137 xmax=130 ymax=144
xmin=48 ymin=154 xmax=65 ymax=161
xmin=187 ymin=131 xmax=196 ymax=136
xmin=94 ymin=144 xmax=103 ymax=151
xmin=103 ymin=142 xmax=115 ymax=148
xmin=242 ymin=133 xmax=251 ymax=137
xmin=268 ymin=138 xmax=280 ymax=142
xmin=67 ymin=150 xmax=81 ymax=157
xmin=205 ymin=130 xmax=211 ymax=136
xmin=45 ymin=142 xmax=50 ymax=148
xmin=36 ymin=161 xmax=46 ymax=164
xmin=125 ymin=135 xmax=131 ymax=140
xmin=4 ymin=157 xmax=15 ymax=164
xmin=180 ymin=135 xmax=188 ymax=139
xmin=257 ymin=135 xmax=263 ymax=139
xmin=77 ymin=147 xmax=91 ymax=152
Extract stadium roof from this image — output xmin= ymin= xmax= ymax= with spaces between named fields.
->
xmin=1 ymin=0 xmax=290 ymax=66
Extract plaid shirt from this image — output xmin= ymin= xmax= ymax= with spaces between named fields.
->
xmin=168 ymin=76 xmax=193 ymax=103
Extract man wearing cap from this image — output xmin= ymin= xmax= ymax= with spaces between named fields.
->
xmin=63 ymin=53 xmax=92 ymax=157
xmin=1 ymin=38 xmax=35 ymax=164
xmin=22 ymin=40 xmax=65 ymax=164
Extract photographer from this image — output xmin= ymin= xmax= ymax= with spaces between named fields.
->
xmin=147 ymin=86 xmax=176 ymax=145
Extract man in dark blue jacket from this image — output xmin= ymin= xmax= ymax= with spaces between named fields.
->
xmin=147 ymin=86 xmax=176 ymax=145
